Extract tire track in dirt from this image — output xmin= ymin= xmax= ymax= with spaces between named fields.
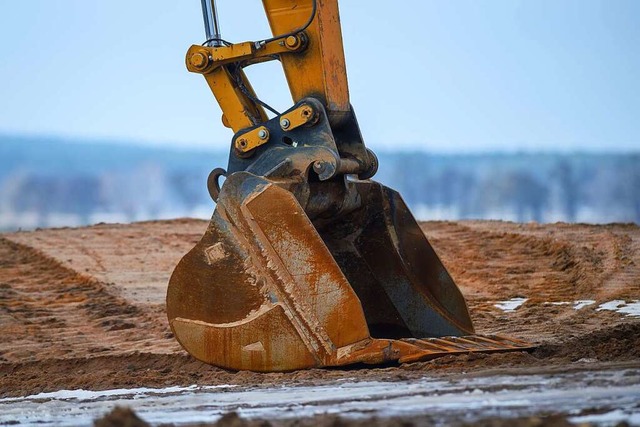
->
xmin=596 ymin=226 xmax=639 ymax=300
xmin=422 ymin=221 xmax=639 ymax=342
xmin=423 ymin=221 xmax=605 ymax=299
xmin=7 ymin=220 xmax=206 ymax=306
xmin=0 ymin=237 xmax=178 ymax=364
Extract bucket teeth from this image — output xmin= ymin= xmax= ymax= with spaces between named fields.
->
xmin=396 ymin=335 xmax=535 ymax=364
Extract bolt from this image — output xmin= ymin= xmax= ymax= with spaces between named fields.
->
xmin=189 ymin=52 xmax=208 ymax=69
xmin=237 ymin=139 xmax=248 ymax=149
xmin=280 ymin=118 xmax=290 ymax=129
xmin=285 ymin=35 xmax=300 ymax=49
xmin=313 ymin=161 xmax=326 ymax=173
xmin=257 ymin=129 xmax=268 ymax=139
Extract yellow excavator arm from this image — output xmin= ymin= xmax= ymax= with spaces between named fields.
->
xmin=166 ymin=0 xmax=533 ymax=372
xmin=185 ymin=0 xmax=375 ymax=182
xmin=187 ymin=0 xmax=350 ymax=131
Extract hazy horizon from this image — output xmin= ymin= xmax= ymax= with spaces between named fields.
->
xmin=2 ymin=136 xmax=639 ymax=231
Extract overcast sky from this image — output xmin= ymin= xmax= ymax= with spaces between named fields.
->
xmin=0 ymin=1 xmax=638 ymax=152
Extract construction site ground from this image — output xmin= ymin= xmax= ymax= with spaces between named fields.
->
xmin=1 ymin=219 xmax=639 ymax=426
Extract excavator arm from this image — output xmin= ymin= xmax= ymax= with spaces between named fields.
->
xmin=188 ymin=0 xmax=349 ymax=129
xmin=166 ymin=0 xmax=533 ymax=372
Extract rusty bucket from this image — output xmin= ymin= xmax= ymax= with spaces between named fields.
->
xmin=167 ymin=172 xmax=532 ymax=372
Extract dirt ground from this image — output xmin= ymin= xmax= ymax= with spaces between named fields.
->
xmin=1 ymin=219 xmax=639 ymax=424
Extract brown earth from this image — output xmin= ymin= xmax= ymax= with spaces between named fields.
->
xmin=0 ymin=219 xmax=639 ymax=399
xmin=95 ymin=408 xmax=611 ymax=427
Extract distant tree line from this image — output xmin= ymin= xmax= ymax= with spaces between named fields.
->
xmin=1 ymin=150 xmax=639 ymax=230
xmin=377 ymin=153 xmax=640 ymax=223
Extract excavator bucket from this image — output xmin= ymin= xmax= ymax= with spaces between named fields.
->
xmin=168 ymin=0 xmax=533 ymax=372
xmin=167 ymin=172 xmax=533 ymax=372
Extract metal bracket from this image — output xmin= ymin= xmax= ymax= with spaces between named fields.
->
xmin=186 ymin=33 xmax=308 ymax=74
xmin=279 ymin=103 xmax=318 ymax=131
xmin=234 ymin=126 xmax=270 ymax=155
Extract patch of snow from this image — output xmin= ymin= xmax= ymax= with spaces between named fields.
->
xmin=0 ymin=384 xmax=235 ymax=403
xmin=495 ymin=298 xmax=528 ymax=312
xmin=573 ymin=300 xmax=596 ymax=310
xmin=597 ymin=300 xmax=640 ymax=318
xmin=598 ymin=300 xmax=626 ymax=311
xmin=570 ymin=408 xmax=640 ymax=426
xmin=543 ymin=300 xmax=597 ymax=310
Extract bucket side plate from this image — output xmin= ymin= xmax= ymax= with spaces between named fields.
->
xmin=167 ymin=172 xmax=371 ymax=371
xmin=319 ymin=180 xmax=474 ymax=339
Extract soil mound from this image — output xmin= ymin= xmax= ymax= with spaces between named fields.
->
xmin=1 ymin=220 xmax=639 ymax=399
xmin=535 ymin=322 xmax=640 ymax=361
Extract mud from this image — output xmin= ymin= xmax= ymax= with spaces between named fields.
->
xmin=179 ymin=413 xmax=625 ymax=427
xmin=94 ymin=409 xmax=602 ymax=427
xmin=231 ymin=414 xmax=598 ymax=427
xmin=1 ymin=220 xmax=639 ymax=424
xmin=94 ymin=406 xmax=150 ymax=427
